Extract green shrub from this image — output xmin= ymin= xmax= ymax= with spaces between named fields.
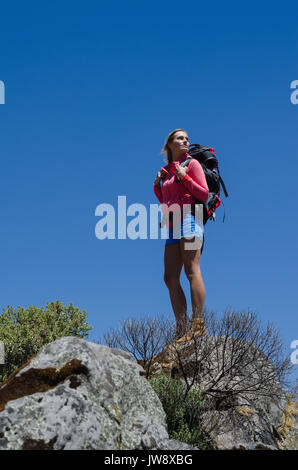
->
xmin=149 ymin=371 xmax=208 ymax=448
xmin=0 ymin=300 xmax=92 ymax=382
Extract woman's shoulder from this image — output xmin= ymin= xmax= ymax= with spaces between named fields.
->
xmin=187 ymin=158 xmax=207 ymax=179
xmin=187 ymin=158 xmax=203 ymax=169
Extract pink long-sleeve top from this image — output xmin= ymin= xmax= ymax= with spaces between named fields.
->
xmin=153 ymin=153 xmax=209 ymax=221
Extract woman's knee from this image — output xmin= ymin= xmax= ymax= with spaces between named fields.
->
xmin=163 ymin=273 xmax=180 ymax=288
xmin=184 ymin=266 xmax=201 ymax=281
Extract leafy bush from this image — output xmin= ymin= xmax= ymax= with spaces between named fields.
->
xmin=0 ymin=300 xmax=92 ymax=382
xmin=149 ymin=371 xmax=209 ymax=448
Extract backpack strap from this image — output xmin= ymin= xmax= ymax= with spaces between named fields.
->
xmin=183 ymin=155 xmax=229 ymax=198
xmin=180 ymin=157 xmax=192 ymax=168
xmin=218 ymin=172 xmax=229 ymax=197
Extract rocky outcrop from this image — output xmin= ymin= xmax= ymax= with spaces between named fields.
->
xmin=0 ymin=337 xmax=195 ymax=450
xmin=146 ymin=335 xmax=298 ymax=450
xmin=0 ymin=335 xmax=296 ymax=451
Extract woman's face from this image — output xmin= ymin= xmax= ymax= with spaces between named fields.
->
xmin=168 ymin=131 xmax=189 ymax=155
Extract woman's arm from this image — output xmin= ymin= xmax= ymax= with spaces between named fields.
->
xmin=180 ymin=159 xmax=209 ymax=203
xmin=153 ymin=181 xmax=163 ymax=204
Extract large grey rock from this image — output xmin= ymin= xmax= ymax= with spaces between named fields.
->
xmin=0 ymin=337 xmax=196 ymax=450
xmin=200 ymin=408 xmax=280 ymax=450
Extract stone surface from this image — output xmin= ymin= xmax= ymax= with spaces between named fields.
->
xmin=0 ymin=337 xmax=196 ymax=450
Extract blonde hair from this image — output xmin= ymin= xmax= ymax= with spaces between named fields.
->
xmin=161 ymin=129 xmax=188 ymax=164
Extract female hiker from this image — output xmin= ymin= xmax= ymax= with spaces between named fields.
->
xmin=153 ymin=129 xmax=209 ymax=341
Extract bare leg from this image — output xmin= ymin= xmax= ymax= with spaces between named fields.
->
xmin=164 ymin=243 xmax=187 ymax=327
xmin=179 ymin=237 xmax=205 ymax=320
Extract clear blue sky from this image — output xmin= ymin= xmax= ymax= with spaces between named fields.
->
xmin=0 ymin=1 xmax=297 ymax=382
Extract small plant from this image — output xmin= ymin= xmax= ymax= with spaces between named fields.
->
xmin=149 ymin=371 xmax=210 ymax=449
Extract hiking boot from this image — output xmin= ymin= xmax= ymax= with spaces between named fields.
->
xmin=175 ymin=317 xmax=206 ymax=343
xmin=190 ymin=317 xmax=207 ymax=336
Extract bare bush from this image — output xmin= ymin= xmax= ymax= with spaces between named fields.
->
xmin=100 ymin=314 xmax=175 ymax=378
xmin=166 ymin=308 xmax=293 ymax=401
xmin=101 ymin=308 xmax=294 ymax=402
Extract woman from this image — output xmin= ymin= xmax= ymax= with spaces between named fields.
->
xmin=153 ymin=129 xmax=209 ymax=341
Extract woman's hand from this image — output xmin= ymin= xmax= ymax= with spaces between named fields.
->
xmin=175 ymin=165 xmax=188 ymax=180
xmin=154 ymin=171 xmax=162 ymax=186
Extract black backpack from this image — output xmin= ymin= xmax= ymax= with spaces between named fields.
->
xmin=179 ymin=144 xmax=229 ymax=225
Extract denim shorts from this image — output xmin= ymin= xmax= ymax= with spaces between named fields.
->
xmin=165 ymin=212 xmax=204 ymax=248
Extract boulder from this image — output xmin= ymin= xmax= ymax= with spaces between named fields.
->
xmin=0 ymin=336 xmax=195 ymax=450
